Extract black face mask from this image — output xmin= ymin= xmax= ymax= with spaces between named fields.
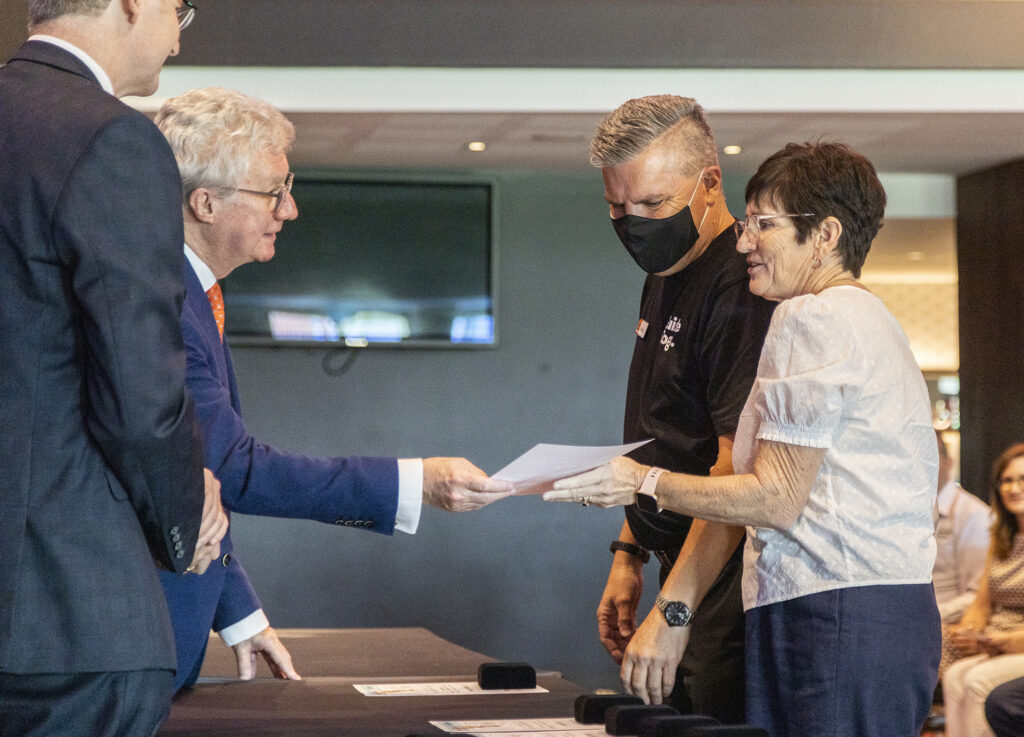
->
xmin=611 ymin=171 xmax=708 ymax=274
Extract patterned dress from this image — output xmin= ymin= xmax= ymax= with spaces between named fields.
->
xmin=941 ymin=533 xmax=1024 ymax=673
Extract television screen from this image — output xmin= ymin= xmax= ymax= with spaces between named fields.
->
xmin=221 ymin=174 xmax=496 ymax=347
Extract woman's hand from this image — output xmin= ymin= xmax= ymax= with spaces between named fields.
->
xmin=543 ymin=457 xmax=648 ymax=507
xmin=977 ymin=630 xmax=1024 ymax=656
xmin=949 ymin=624 xmax=984 ymax=656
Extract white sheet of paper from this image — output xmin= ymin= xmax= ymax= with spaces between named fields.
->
xmin=470 ymin=732 xmax=606 ymax=737
xmin=353 ymin=682 xmax=548 ymax=697
xmin=494 ymin=440 xmax=651 ymax=494
xmin=429 ymin=717 xmax=596 ymax=733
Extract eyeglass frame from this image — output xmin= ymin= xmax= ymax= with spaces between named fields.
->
xmin=733 ymin=213 xmax=817 ymax=243
xmin=177 ymin=0 xmax=197 ymax=30
xmin=998 ymin=475 xmax=1024 ymax=490
xmin=234 ymin=172 xmax=295 ymax=215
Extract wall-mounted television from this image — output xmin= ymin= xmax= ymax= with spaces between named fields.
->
xmin=222 ymin=172 xmax=497 ymax=348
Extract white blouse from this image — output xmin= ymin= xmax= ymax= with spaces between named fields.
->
xmin=733 ymin=286 xmax=937 ymax=610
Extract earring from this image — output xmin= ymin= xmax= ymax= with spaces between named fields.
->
xmin=812 ymin=258 xmax=822 ymax=269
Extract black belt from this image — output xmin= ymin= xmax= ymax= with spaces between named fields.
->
xmin=654 ymin=550 xmax=676 ymax=570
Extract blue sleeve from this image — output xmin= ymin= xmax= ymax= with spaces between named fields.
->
xmin=181 ymin=297 xmax=401 ymax=534
xmin=211 ymin=553 xmax=262 ymax=633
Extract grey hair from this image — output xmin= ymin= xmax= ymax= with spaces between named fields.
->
xmin=590 ymin=94 xmax=719 ymax=173
xmin=155 ymin=87 xmax=295 ymax=202
xmin=29 ymin=0 xmax=111 ymax=26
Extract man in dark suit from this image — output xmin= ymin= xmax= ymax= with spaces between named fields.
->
xmin=153 ymin=87 xmax=515 ymax=691
xmin=0 ymin=2 xmax=228 ymax=736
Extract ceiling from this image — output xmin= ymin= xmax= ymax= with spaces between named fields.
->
xmin=4 ymin=1 xmax=1024 ymax=179
xmin=278 ymin=110 xmax=1024 ymax=177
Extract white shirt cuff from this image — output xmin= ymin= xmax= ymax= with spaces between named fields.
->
xmin=395 ymin=458 xmax=424 ymax=534
xmin=217 ymin=609 xmax=270 ymax=647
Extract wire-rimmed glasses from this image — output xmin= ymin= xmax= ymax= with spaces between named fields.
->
xmin=177 ymin=0 xmax=197 ymax=30
xmin=235 ymin=172 xmax=295 ymax=216
xmin=734 ymin=213 xmax=816 ymax=243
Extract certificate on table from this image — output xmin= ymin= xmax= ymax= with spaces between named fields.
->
xmin=354 ymin=682 xmax=548 ymax=697
xmin=430 ymin=717 xmax=603 ymax=733
xmin=469 ymin=732 xmax=605 ymax=737
xmin=494 ymin=440 xmax=651 ymax=495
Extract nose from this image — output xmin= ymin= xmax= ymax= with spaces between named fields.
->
xmin=276 ymin=191 xmax=298 ymax=221
xmin=735 ymin=226 xmax=754 ymax=254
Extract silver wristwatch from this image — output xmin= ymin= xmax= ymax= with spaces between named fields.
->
xmin=655 ymin=592 xmax=694 ymax=627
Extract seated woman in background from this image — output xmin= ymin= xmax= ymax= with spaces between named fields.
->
xmin=943 ymin=443 xmax=1024 ymax=737
xmin=545 ymin=141 xmax=940 ymax=737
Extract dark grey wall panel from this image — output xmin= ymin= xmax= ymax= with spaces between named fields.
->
xmin=224 ymin=169 xmax=699 ymax=689
xmin=957 ymin=159 xmax=1024 ymax=500
xmin=6 ymin=1 xmax=1024 ymax=69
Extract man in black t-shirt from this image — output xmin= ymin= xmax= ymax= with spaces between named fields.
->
xmin=589 ymin=95 xmax=774 ymax=722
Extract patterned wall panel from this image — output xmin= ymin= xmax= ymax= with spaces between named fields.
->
xmin=861 ymin=280 xmax=959 ymax=372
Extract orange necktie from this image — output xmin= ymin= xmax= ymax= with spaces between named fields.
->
xmin=206 ymin=283 xmax=225 ymax=340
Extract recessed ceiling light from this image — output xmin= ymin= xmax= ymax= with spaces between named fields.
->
xmin=907 ymin=251 xmax=925 ymax=261
xmin=467 ymin=141 xmax=487 ymax=152
xmin=723 ymin=145 xmax=742 ymax=155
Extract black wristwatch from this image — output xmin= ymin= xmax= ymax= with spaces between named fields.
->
xmin=655 ymin=592 xmax=694 ymax=627
xmin=609 ymin=540 xmax=650 ymax=564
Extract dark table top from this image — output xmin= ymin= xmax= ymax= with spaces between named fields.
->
xmin=159 ymin=628 xmax=587 ymax=737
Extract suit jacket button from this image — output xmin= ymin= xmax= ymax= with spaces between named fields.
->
xmin=172 ymin=533 xmax=181 ymax=542
xmin=221 ymin=554 xmax=232 ymax=567
xmin=334 ymin=518 xmax=346 ymax=525
xmin=365 ymin=521 xmax=374 ymax=529
xmin=174 ymin=540 xmax=183 ymax=551
xmin=170 ymin=526 xmax=180 ymax=536
xmin=353 ymin=520 xmax=363 ymax=527
xmin=176 ymin=551 xmax=185 ymax=559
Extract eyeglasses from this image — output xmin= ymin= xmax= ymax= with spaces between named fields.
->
xmin=177 ymin=0 xmax=197 ymax=30
xmin=999 ymin=475 xmax=1024 ymax=490
xmin=734 ymin=213 xmax=816 ymax=243
xmin=235 ymin=173 xmax=295 ymax=215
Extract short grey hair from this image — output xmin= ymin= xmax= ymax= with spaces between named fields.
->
xmin=590 ymin=95 xmax=719 ymax=173
xmin=155 ymin=87 xmax=296 ymax=202
xmin=29 ymin=0 xmax=110 ymax=26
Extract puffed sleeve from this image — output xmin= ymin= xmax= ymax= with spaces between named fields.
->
xmin=750 ymin=294 xmax=864 ymax=448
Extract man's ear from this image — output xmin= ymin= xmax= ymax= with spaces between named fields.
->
xmin=121 ymin=0 xmax=144 ymax=25
xmin=187 ymin=188 xmax=218 ymax=224
xmin=701 ymin=165 xmax=723 ymax=197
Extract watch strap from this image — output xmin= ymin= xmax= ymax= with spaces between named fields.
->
xmin=609 ymin=540 xmax=650 ymax=564
xmin=637 ymin=467 xmax=667 ymax=512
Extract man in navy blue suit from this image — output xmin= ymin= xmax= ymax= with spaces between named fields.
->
xmin=154 ymin=87 xmax=515 ymax=691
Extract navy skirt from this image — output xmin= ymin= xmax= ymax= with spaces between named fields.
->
xmin=745 ymin=583 xmax=940 ymax=737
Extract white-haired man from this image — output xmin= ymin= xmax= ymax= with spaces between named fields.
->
xmin=154 ymin=87 xmax=515 ymax=691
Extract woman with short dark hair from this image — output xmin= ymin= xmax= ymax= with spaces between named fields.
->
xmin=547 ymin=142 xmax=940 ymax=737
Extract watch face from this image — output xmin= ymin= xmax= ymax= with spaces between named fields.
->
xmin=663 ymin=601 xmax=692 ymax=627
xmin=636 ymin=491 xmax=658 ymax=515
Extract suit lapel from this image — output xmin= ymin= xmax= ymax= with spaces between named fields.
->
xmin=183 ymin=264 xmax=229 ymax=377
xmin=183 ymin=263 xmax=243 ymax=413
